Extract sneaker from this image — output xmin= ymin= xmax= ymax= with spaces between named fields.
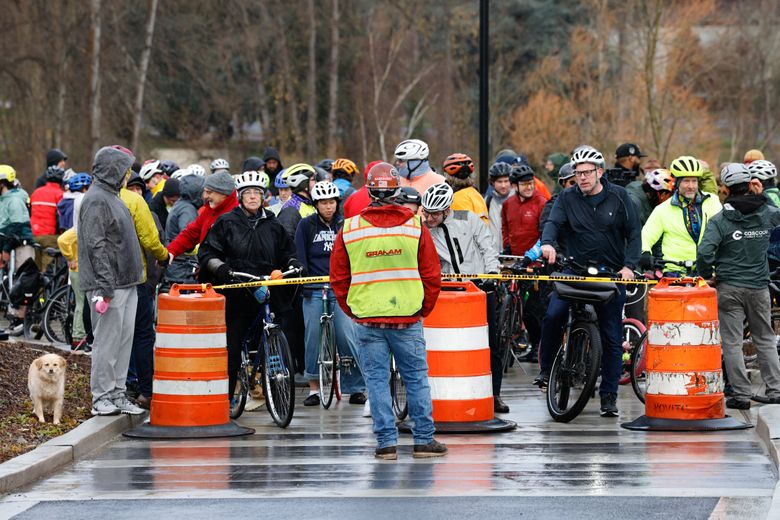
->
xmin=600 ymin=393 xmax=618 ymax=417
xmin=349 ymin=392 xmax=367 ymax=405
xmin=413 ymin=439 xmax=448 ymax=458
xmin=91 ymin=398 xmax=120 ymax=416
xmin=375 ymin=446 xmax=397 ymax=460
xmin=533 ymin=372 xmax=549 ymax=390
xmin=112 ymin=394 xmax=146 ymax=415
xmin=135 ymin=394 xmax=151 ymax=410
xmin=5 ymin=318 xmax=23 ymax=336
xmin=726 ymin=397 xmax=751 ymax=410
xmin=362 ymin=399 xmax=372 ymax=417
xmin=303 ymin=393 xmax=320 ymax=407
xmin=752 ymin=395 xmax=780 ymax=404
xmin=494 ymin=396 xmax=509 ymax=413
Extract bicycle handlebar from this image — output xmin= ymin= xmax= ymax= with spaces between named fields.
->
xmin=229 ymin=267 xmax=303 ymax=282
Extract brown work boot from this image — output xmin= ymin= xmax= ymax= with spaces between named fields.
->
xmin=375 ymin=446 xmax=397 ymax=460
xmin=412 ymin=439 xmax=448 ymax=458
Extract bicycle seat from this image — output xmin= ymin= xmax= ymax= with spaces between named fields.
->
xmin=45 ymin=247 xmax=62 ymax=258
xmin=552 ymin=275 xmax=619 ymax=305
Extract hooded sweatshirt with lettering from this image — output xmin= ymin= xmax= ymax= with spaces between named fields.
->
xmin=698 ymin=194 xmax=780 ymax=288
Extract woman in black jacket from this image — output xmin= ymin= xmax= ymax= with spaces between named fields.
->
xmin=198 ymin=171 xmax=302 ymax=401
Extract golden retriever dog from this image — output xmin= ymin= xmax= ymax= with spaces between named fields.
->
xmin=28 ymin=353 xmax=67 ymax=424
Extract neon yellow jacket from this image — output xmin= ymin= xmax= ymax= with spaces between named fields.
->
xmin=119 ymin=188 xmax=168 ymax=283
xmin=641 ymin=191 xmax=722 ymax=271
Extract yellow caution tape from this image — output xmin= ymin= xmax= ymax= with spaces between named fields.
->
xmin=211 ymin=272 xmax=656 ymax=290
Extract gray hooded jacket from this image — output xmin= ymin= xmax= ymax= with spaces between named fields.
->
xmin=77 ymin=146 xmax=144 ymax=298
xmin=428 ymin=210 xmax=500 ymax=274
xmin=164 ymin=174 xmax=205 ymax=282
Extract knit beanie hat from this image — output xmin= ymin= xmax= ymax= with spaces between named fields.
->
xmin=204 ymin=170 xmax=235 ymax=195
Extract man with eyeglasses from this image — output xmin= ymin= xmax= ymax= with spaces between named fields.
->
xmin=537 ymin=146 xmax=641 ymax=418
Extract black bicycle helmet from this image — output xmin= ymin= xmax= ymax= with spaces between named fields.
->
xmin=509 ymin=163 xmax=535 ymax=183
xmin=395 ymin=186 xmax=421 ymax=206
xmin=488 ymin=162 xmax=513 ymax=179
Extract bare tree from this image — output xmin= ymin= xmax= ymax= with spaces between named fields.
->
xmin=89 ymin=0 xmax=103 ymax=154
xmin=131 ymin=0 xmax=159 ymax=152
xmin=326 ymin=0 xmax=340 ymax=156
xmin=305 ymin=0 xmax=317 ymax=157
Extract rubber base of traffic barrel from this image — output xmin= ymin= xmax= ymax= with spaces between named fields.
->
xmin=398 ymin=418 xmax=516 ymax=434
xmin=621 ymin=415 xmax=752 ymax=432
xmin=123 ymin=420 xmax=255 ymax=439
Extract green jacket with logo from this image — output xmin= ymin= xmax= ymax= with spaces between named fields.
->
xmin=697 ymin=198 xmax=780 ymax=288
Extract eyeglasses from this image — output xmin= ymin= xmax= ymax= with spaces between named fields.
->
xmin=422 ymin=209 xmax=445 ymax=218
xmin=241 ymin=188 xmax=263 ymax=197
xmin=574 ymin=168 xmax=598 ymax=177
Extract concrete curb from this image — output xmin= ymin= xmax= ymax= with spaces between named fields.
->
xmin=0 ymin=413 xmax=146 ymax=495
xmin=756 ymin=406 xmax=780 ymax=519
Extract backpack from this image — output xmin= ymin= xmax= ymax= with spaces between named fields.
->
xmin=10 ymin=257 xmax=41 ymax=307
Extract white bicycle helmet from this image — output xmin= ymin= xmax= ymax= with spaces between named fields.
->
xmin=421 ymin=183 xmax=453 ymax=212
xmin=394 ymin=139 xmax=430 ymax=161
xmin=170 ymin=168 xmax=189 ymax=180
xmin=283 ymin=163 xmax=316 ymax=192
xmin=139 ymin=160 xmax=162 ymax=181
xmin=748 ymin=159 xmax=777 ymax=181
xmin=720 ymin=163 xmax=752 ymax=187
xmin=311 ymin=180 xmax=340 ymax=201
xmin=187 ymin=164 xmax=206 ymax=177
xmin=570 ymin=147 xmax=605 ymax=168
xmin=210 ymin=158 xmax=230 ymax=173
xmin=235 ymin=170 xmax=268 ymax=191
xmin=645 ymin=168 xmax=674 ymax=192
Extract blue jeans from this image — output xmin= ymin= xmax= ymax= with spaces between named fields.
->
xmin=354 ymin=321 xmax=435 ymax=449
xmin=539 ymin=285 xmax=626 ymax=395
xmin=302 ymin=289 xmax=365 ymax=394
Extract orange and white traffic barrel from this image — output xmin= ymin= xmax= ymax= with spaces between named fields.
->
xmin=401 ymin=280 xmax=515 ymax=433
xmin=126 ymin=284 xmax=253 ymax=439
xmin=623 ymin=277 xmax=750 ymax=432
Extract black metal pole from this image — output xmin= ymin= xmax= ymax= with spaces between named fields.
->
xmin=478 ymin=0 xmax=489 ymax=192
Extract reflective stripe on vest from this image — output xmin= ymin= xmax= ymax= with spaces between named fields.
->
xmin=343 ymin=215 xmax=424 ymax=318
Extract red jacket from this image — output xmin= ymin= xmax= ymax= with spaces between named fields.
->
xmin=501 ymin=191 xmax=547 ymax=255
xmin=343 ymin=186 xmax=371 ymax=219
xmin=168 ymin=192 xmax=238 ymax=258
xmin=30 ymin=182 xmax=64 ymax=236
xmin=330 ymin=204 xmax=441 ymax=325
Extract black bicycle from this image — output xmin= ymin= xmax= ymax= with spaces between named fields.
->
xmin=229 ymin=268 xmax=299 ymax=428
xmin=497 ymin=255 xmax=535 ymax=370
xmin=390 ymin=354 xmax=407 ymax=420
xmin=24 ymin=246 xmax=69 ymax=340
xmin=547 ymin=259 xmax=620 ymax=423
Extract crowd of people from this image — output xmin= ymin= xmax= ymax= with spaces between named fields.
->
xmin=3 ymin=137 xmax=780 ymax=458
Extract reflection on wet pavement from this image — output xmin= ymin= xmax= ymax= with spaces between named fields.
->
xmin=3 ymin=369 xmax=776 ymax=503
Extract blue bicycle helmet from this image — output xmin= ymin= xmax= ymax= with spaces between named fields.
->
xmin=274 ymin=169 xmax=288 ymax=188
xmin=67 ymin=173 xmax=92 ymax=191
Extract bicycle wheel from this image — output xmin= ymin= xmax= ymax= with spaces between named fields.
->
xmin=318 ymin=318 xmax=338 ymax=409
xmin=630 ymin=331 xmax=649 ymax=403
xmin=23 ymin=292 xmax=45 ymax=340
xmin=624 ymin=283 xmax=648 ymax=306
xmin=42 ymin=285 xmax=74 ymax=345
xmin=231 ymin=350 xmax=250 ymax=419
xmin=263 ymin=328 xmax=295 ymax=428
xmin=547 ymin=321 xmax=602 ymax=423
xmin=619 ymin=319 xmax=646 ymax=385
xmin=390 ymin=356 xmax=408 ymax=420
xmin=497 ymin=294 xmax=514 ymax=372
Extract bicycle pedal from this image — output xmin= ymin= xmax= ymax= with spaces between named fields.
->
xmin=267 ymin=355 xmax=282 ymax=371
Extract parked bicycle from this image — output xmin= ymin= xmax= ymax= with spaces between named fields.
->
xmin=497 ymin=255 xmax=535 ymax=369
xmin=24 ymin=245 xmax=69 ymax=340
xmin=229 ymin=268 xmax=299 ymax=428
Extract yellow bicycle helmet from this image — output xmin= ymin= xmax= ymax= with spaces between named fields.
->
xmin=331 ymin=158 xmax=359 ymax=178
xmin=669 ymin=156 xmax=703 ymax=178
xmin=0 ymin=165 xmax=16 ymax=183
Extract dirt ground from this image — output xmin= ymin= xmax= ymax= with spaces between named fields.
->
xmin=0 ymin=341 xmax=92 ymax=463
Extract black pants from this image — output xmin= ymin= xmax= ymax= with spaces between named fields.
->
xmin=225 ymin=293 xmax=262 ymax=398
xmin=130 ymin=284 xmax=155 ymax=397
